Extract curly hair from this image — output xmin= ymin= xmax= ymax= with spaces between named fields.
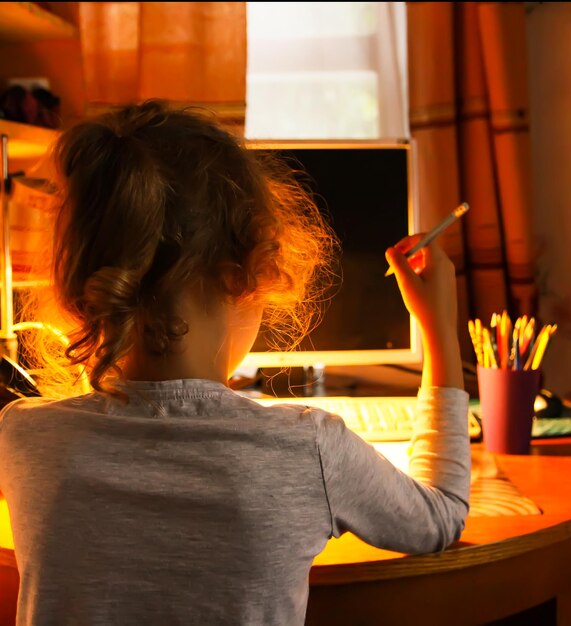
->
xmin=46 ymin=100 xmax=338 ymax=395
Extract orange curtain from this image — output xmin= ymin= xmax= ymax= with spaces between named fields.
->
xmin=407 ymin=1 xmax=537 ymax=361
xmin=78 ymin=2 xmax=247 ymax=132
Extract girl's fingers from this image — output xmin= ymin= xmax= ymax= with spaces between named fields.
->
xmin=385 ymin=246 xmax=420 ymax=291
xmin=394 ymin=233 xmax=425 ymax=255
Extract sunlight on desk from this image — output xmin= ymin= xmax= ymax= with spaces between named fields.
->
xmin=374 ymin=444 xmax=542 ymax=517
xmin=0 ymin=498 xmax=14 ymax=550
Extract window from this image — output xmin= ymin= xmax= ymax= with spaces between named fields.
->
xmin=246 ymin=2 xmax=409 ymax=139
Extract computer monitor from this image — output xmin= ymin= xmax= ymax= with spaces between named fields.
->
xmin=240 ymin=140 xmax=421 ymax=369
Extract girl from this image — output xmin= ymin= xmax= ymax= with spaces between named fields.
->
xmin=0 ymin=101 xmax=470 ymax=626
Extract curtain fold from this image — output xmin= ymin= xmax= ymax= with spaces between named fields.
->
xmin=477 ymin=3 xmax=536 ymax=315
xmin=407 ymin=1 xmax=537 ymax=361
xmin=78 ymin=2 xmax=247 ymax=132
xmin=456 ymin=1 xmax=508 ymax=326
xmin=407 ymin=2 xmax=471 ymax=358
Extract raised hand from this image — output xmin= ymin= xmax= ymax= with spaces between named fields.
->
xmin=385 ymin=237 xmax=463 ymax=389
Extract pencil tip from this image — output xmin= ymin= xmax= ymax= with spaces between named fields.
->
xmin=384 ymin=267 xmax=394 ymax=277
xmin=455 ymin=202 xmax=469 ymax=216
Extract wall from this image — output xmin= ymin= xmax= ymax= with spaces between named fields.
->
xmin=527 ymin=3 xmax=571 ymax=401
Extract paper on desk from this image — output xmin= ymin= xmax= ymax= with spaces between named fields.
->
xmin=373 ymin=441 xmax=412 ymax=474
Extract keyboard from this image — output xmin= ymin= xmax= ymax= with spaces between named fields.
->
xmin=252 ymin=395 xmax=482 ymax=442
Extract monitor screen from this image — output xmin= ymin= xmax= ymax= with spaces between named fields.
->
xmin=241 ymin=140 xmax=420 ymax=369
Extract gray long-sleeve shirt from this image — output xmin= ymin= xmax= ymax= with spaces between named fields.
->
xmin=0 ymin=379 xmax=470 ymax=626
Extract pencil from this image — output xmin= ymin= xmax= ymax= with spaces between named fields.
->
xmin=500 ymin=310 xmax=509 ymax=369
xmin=483 ymin=327 xmax=498 ymax=368
xmin=524 ymin=324 xmax=548 ymax=370
xmin=385 ymin=202 xmax=470 ymax=277
xmin=530 ymin=324 xmax=558 ymax=370
xmin=475 ymin=319 xmax=484 ymax=366
xmin=468 ymin=320 xmax=483 ymax=366
xmin=520 ymin=317 xmax=535 ymax=357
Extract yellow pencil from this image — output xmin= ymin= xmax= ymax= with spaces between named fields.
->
xmin=523 ymin=326 xmax=543 ymax=370
xmin=468 ymin=320 xmax=483 ymax=366
xmin=530 ymin=326 xmax=552 ymax=370
xmin=475 ymin=318 xmax=484 ymax=367
xmin=474 ymin=319 xmax=485 ymax=366
xmin=519 ymin=315 xmax=528 ymax=345
xmin=524 ymin=324 xmax=548 ymax=370
xmin=483 ymin=327 xmax=498 ymax=368
xmin=520 ymin=317 xmax=535 ymax=356
xmin=500 ymin=311 xmax=509 ymax=369
xmin=505 ymin=312 xmax=513 ymax=367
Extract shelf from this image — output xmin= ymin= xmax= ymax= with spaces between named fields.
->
xmin=0 ymin=119 xmax=58 ymax=161
xmin=0 ymin=2 xmax=77 ymax=43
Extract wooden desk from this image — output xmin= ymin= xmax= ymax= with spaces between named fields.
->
xmin=2 ymin=441 xmax=571 ymax=626
xmin=307 ymin=440 xmax=571 ymax=625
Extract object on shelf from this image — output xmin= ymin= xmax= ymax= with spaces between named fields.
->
xmin=0 ymin=84 xmax=61 ymax=129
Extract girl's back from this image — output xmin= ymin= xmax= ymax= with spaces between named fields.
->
xmin=3 ymin=382 xmax=330 ymax=625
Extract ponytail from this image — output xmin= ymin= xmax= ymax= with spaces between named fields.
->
xmin=54 ymin=117 xmax=168 ymax=394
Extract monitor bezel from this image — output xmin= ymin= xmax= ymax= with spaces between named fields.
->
xmin=240 ymin=139 xmax=422 ymax=369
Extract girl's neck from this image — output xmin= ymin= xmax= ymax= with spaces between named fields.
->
xmin=121 ymin=295 xmax=262 ymax=385
xmin=122 ymin=309 xmax=232 ymax=384
xmin=122 ymin=347 xmax=229 ymax=385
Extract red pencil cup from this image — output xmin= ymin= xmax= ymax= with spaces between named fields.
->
xmin=477 ymin=365 xmax=541 ymax=455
